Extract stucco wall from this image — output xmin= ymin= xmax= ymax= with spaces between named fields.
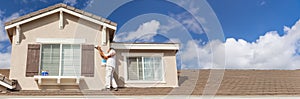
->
xmin=9 ymin=12 xmax=110 ymax=90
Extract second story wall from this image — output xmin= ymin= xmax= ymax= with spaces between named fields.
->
xmin=9 ymin=11 xmax=111 ymax=90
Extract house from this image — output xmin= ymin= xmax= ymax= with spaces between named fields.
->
xmin=4 ymin=3 xmax=179 ymax=90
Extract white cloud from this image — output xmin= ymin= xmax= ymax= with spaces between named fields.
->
xmin=180 ymin=39 xmax=224 ymax=69
xmin=181 ymin=19 xmax=300 ymax=70
xmin=63 ymin=0 xmax=77 ymax=6
xmin=4 ymin=13 xmax=20 ymax=22
xmin=0 ymin=44 xmax=3 ymax=50
xmin=0 ymin=52 xmax=11 ymax=69
xmin=0 ymin=11 xmax=4 ymax=16
xmin=0 ymin=11 xmax=20 ymax=69
xmin=115 ymin=20 xmax=160 ymax=42
xmin=83 ymin=0 xmax=94 ymax=8
xmin=167 ymin=0 xmax=207 ymax=34
xmin=159 ymin=19 xmax=180 ymax=34
xmin=165 ymin=38 xmax=181 ymax=44
xmin=259 ymin=1 xmax=266 ymax=6
xmin=180 ymin=0 xmax=207 ymax=24
xmin=169 ymin=12 xmax=204 ymax=34
xmin=0 ymin=12 xmax=20 ymax=41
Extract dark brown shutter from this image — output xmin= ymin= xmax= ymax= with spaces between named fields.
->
xmin=26 ymin=44 xmax=40 ymax=77
xmin=81 ymin=45 xmax=94 ymax=77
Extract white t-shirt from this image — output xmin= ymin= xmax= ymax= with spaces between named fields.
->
xmin=105 ymin=49 xmax=116 ymax=68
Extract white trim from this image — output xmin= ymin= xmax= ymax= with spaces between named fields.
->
xmin=5 ymin=8 xmax=61 ymax=30
xmin=101 ymin=26 xmax=107 ymax=46
xmin=161 ymin=58 xmax=166 ymax=83
xmin=111 ymin=43 xmax=179 ymax=50
xmin=59 ymin=44 xmax=63 ymax=76
xmin=5 ymin=8 xmax=117 ymax=30
xmin=125 ymin=80 xmax=166 ymax=84
xmin=34 ymin=76 xmax=83 ymax=79
xmin=122 ymin=53 xmax=166 ymax=84
xmin=79 ymin=44 xmax=82 ymax=77
xmin=38 ymin=44 xmax=42 ymax=75
xmin=59 ymin=10 xmax=63 ymax=29
xmin=0 ymin=81 xmax=15 ymax=89
xmin=36 ymin=38 xmax=86 ymax=44
xmin=15 ymin=25 xmax=21 ymax=45
xmin=61 ymin=8 xmax=116 ymax=30
xmin=39 ymin=44 xmax=82 ymax=77
xmin=123 ymin=56 xmax=127 ymax=84
xmin=136 ymin=58 xmax=139 ymax=80
xmin=33 ymin=76 xmax=83 ymax=85
xmin=121 ymin=53 xmax=163 ymax=57
xmin=142 ymin=57 xmax=145 ymax=80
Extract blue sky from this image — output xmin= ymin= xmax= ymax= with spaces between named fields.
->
xmin=209 ymin=0 xmax=300 ymax=42
xmin=0 ymin=0 xmax=300 ymax=69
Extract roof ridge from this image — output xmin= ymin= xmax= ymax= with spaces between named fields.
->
xmin=4 ymin=3 xmax=117 ymax=26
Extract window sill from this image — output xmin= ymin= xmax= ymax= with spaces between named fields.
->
xmin=125 ymin=80 xmax=166 ymax=84
xmin=33 ymin=76 xmax=83 ymax=85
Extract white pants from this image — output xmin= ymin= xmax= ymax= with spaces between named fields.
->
xmin=105 ymin=66 xmax=117 ymax=88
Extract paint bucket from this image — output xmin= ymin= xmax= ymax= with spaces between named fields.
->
xmin=41 ymin=71 xmax=48 ymax=76
xmin=102 ymin=59 xmax=107 ymax=66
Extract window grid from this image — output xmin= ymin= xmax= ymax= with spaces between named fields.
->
xmin=40 ymin=44 xmax=81 ymax=76
xmin=61 ymin=44 xmax=81 ymax=76
xmin=58 ymin=44 xmax=62 ymax=76
xmin=127 ymin=56 xmax=163 ymax=81
xmin=41 ymin=44 xmax=60 ymax=76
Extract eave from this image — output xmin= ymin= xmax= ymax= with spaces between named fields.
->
xmin=111 ymin=43 xmax=180 ymax=51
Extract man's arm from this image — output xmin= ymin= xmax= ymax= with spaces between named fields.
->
xmin=97 ymin=47 xmax=109 ymax=60
xmin=106 ymin=49 xmax=116 ymax=58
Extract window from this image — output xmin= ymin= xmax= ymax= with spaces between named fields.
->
xmin=41 ymin=44 xmax=60 ymax=76
xmin=126 ymin=56 xmax=163 ymax=81
xmin=61 ymin=44 xmax=81 ymax=76
xmin=40 ymin=44 xmax=81 ymax=76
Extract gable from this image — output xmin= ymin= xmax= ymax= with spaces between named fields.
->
xmin=4 ymin=3 xmax=117 ymax=43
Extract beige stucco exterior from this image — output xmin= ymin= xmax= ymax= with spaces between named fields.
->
xmin=9 ymin=12 xmax=110 ymax=90
xmin=6 ymin=5 xmax=178 ymax=90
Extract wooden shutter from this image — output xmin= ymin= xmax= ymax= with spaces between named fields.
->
xmin=26 ymin=44 xmax=40 ymax=77
xmin=81 ymin=45 xmax=94 ymax=77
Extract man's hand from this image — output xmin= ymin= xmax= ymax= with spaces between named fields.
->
xmin=96 ymin=46 xmax=107 ymax=59
xmin=96 ymin=46 xmax=103 ymax=52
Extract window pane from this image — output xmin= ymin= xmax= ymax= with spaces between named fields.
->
xmin=42 ymin=45 xmax=51 ymax=52
xmin=137 ymin=57 xmax=143 ymax=80
xmin=153 ymin=57 xmax=162 ymax=81
xmin=41 ymin=44 xmax=60 ymax=76
xmin=61 ymin=44 xmax=81 ymax=76
xmin=144 ymin=57 xmax=154 ymax=80
xmin=127 ymin=56 xmax=163 ymax=81
xmin=127 ymin=57 xmax=139 ymax=80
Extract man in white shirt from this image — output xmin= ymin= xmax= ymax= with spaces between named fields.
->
xmin=96 ymin=46 xmax=118 ymax=91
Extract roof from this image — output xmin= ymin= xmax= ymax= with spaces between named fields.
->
xmin=4 ymin=3 xmax=117 ymax=27
xmin=4 ymin=3 xmax=117 ymax=42
xmin=3 ymin=69 xmax=300 ymax=96
xmin=111 ymin=42 xmax=180 ymax=50
xmin=0 ymin=69 xmax=9 ymax=78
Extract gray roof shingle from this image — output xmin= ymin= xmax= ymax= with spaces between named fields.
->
xmin=2 ymin=69 xmax=300 ymax=96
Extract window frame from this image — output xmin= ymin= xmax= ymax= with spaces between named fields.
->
xmin=39 ymin=43 xmax=82 ymax=77
xmin=122 ymin=53 xmax=166 ymax=83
